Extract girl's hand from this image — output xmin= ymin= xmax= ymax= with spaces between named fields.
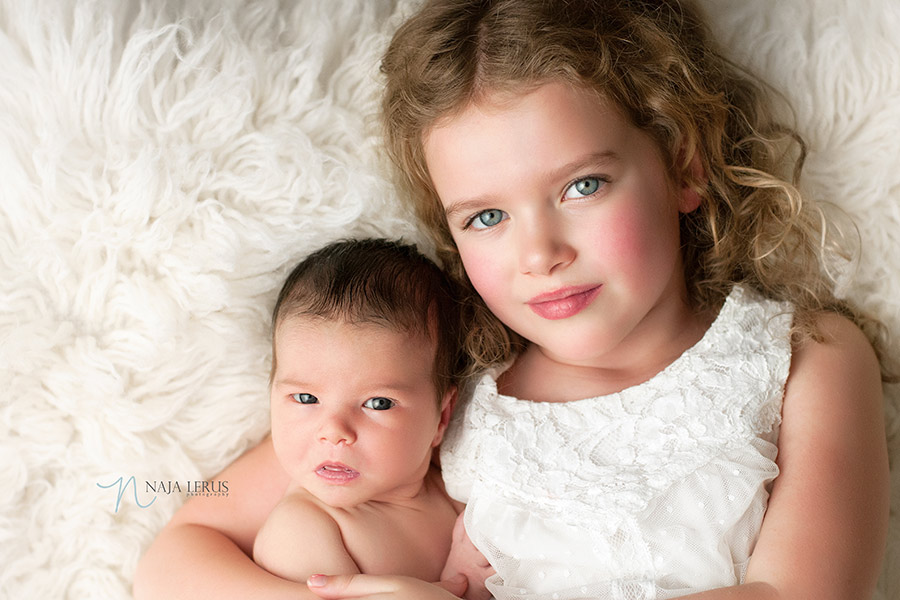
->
xmin=441 ymin=513 xmax=494 ymax=600
xmin=306 ymin=573 xmax=467 ymax=600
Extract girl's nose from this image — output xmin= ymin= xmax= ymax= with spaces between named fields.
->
xmin=318 ymin=412 xmax=356 ymax=446
xmin=518 ymin=214 xmax=576 ymax=275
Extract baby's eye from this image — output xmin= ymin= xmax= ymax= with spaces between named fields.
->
xmin=291 ymin=393 xmax=318 ymax=404
xmin=363 ymin=397 xmax=395 ymax=411
xmin=468 ymin=209 xmax=507 ymax=230
xmin=564 ymin=177 xmax=606 ymax=199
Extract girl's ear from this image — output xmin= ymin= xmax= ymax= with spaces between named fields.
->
xmin=432 ymin=385 xmax=458 ymax=447
xmin=678 ymin=151 xmax=705 ymax=214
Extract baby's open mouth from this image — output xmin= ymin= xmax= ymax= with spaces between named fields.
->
xmin=316 ymin=463 xmax=360 ymax=483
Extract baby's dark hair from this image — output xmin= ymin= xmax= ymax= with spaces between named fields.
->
xmin=271 ymin=238 xmax=466 ymax=401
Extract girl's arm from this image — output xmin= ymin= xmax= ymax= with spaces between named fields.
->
xmin=676 ymin=313 xmax=889 ymax=599
xmin=133 ymin=436 xmax=318 ymax=600
xmin=738 ymin=313 xmax=889 ymax=597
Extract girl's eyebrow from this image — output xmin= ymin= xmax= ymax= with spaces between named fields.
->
xmin=544 ymin=150 xmax=621 ymax=187
xmin=444 ymin=196 xmax=495 ymax=221
xmin=443 ymin=151 xmax=621 ymax=219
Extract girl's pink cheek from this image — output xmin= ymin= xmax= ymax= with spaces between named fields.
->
xmin=458 ymin=249 xmax=490 ymax=278
xmin=460 ymin=258 xmax=503 ymax=303
xmin=466 ymin=266 xmax=495 ymax=297
xmin=590 ymin=206 xmax=662 ymax=265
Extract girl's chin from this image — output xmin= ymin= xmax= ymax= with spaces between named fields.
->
xmin=526 ymin=336 xmax=609 ymax=364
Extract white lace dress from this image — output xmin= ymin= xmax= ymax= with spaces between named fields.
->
xmin=440 ymin=286 xmax=793 ymax=600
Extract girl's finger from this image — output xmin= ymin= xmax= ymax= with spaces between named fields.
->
xmin=307 ymin=574 xmax=385 ymax=598
xmin=306 ymin=573 xmax=467 ymax=599
xmin=436 ymin=574 xmax=468 ymax=597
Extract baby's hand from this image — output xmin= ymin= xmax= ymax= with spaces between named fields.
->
xmin=441 ymin=513 xmax=494 ymax=600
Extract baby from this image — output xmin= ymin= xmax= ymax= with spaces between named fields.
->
xmin=252 ymin=238 xmax=466 ymax=584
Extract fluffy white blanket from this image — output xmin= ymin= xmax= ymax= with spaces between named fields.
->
xmin=1 ymin=1 xmax=897 ymax=598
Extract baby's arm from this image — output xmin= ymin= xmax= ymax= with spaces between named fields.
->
xmin=440 ymin=512 xmax=494 ymax=600
xmin=133 ymin=436 xmax=318 ymax=600
xmin=254 ymin=493 xmax=360 ymax=582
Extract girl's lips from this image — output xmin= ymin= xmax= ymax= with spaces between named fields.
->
xmin=315 ymin=463 xmax=360 ymax=484
xmin=527 ymin=285 xmax=601 ymax=320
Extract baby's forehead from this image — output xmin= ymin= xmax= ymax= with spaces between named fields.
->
xmin=277 ymin=314 xmax=436 ymax=348
xmin=272 ymin=316 xmax=441 ymax=392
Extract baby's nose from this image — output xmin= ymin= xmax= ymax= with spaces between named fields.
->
xmin=318 ymin=413 xmax=356 ymax=446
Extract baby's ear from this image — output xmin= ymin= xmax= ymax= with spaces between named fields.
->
xmin=678 ymin=149 xmax=706 ymax=214
xmin=432 ymin=385 xmax=458 ymax=447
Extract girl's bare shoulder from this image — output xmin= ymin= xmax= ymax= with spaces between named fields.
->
xmin=782 ymin=311 xmax=883 ymax=444
xmin=788 ymin=312 xmax=882 ymax=400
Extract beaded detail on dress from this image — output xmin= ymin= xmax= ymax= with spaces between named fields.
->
xmin=440 ymin=286 xmax=793 ymax=600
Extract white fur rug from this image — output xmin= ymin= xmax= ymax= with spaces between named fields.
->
xmin=1 ymin=1 xmax=897 ymax=598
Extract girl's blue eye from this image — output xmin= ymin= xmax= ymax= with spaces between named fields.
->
xmin=363 ymin=397 xmax=395 ymax=411
xmin=564 ymin=177 xmax=604 ymax=199
xmin=291 ymin=393 xmax=318 ymax=404
xmin=469 ymin=209 xmax=507 ymax=229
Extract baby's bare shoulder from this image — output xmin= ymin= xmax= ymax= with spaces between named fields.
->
xmin=253 ymin=490 xmax=358 ymax=580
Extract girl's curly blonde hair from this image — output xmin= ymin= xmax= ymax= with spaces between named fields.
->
xmin=381 ymin=0 xmax=893 ymax=379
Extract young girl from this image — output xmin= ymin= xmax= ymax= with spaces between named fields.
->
xmin=134 ymin=1 xmax=891 ymax=599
